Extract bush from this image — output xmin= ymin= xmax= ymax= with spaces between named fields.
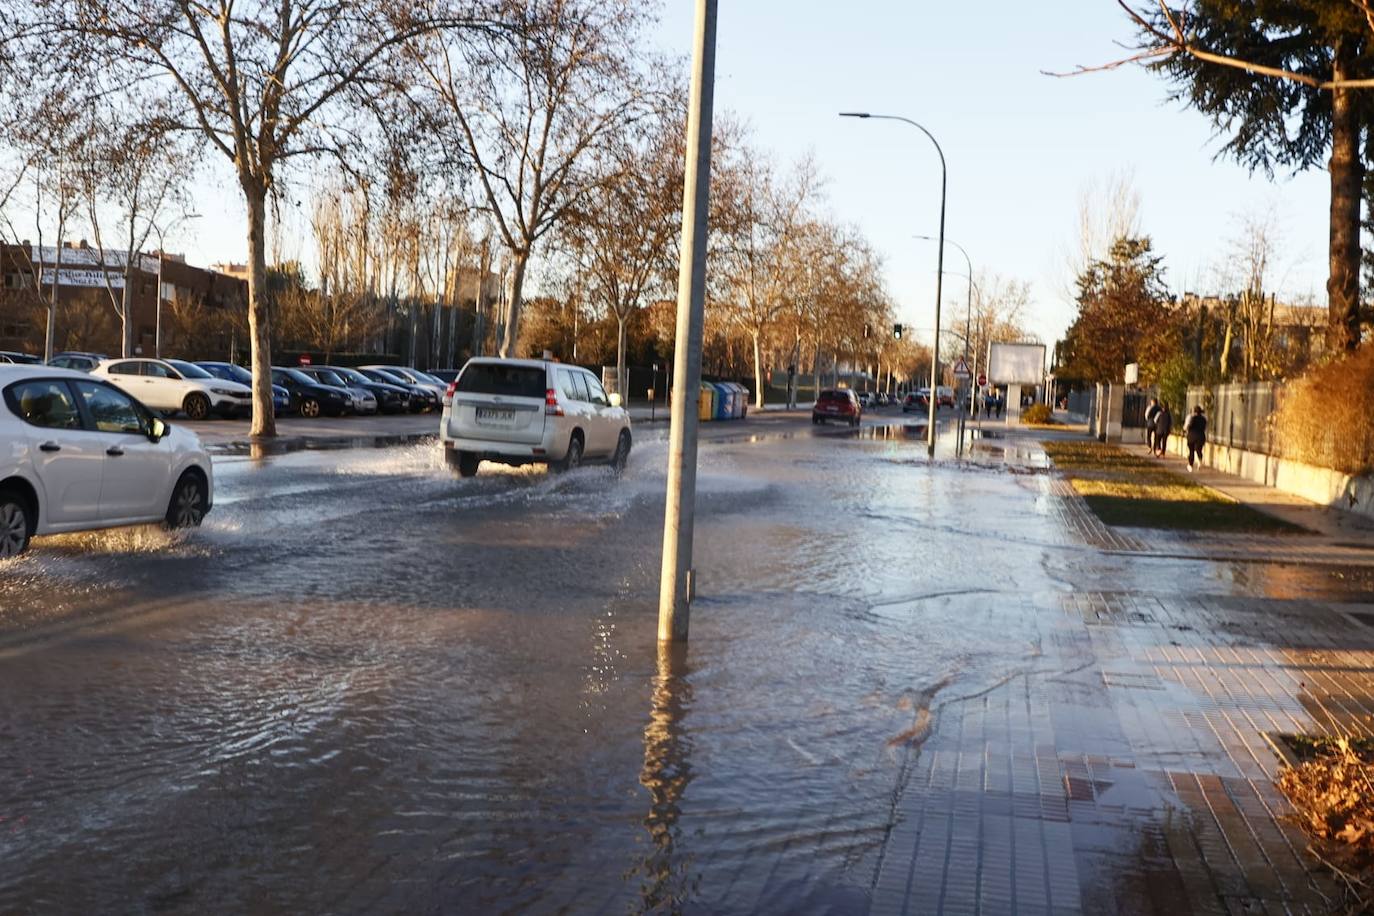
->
xmin=1022 ymin=403 xmax=1053 ymax=424
xmin=1274 ymin=347 xmax=1374 ymax=476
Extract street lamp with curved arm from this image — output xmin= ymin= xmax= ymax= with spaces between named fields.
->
xmin=840 ymin=111 xmax=946 ymax=456
xmin=915 ymin=234 xmax=978 ymax=418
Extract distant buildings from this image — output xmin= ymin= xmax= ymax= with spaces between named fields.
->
xmin=0 ymin=240 xmax=247 ymax=357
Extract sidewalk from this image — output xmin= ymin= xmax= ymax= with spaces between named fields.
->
xmin=868 ymin=424 xmax=1374 ymax=914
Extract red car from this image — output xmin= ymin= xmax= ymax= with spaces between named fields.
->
xmin=812 ymin=389 xmax=861 ymax=427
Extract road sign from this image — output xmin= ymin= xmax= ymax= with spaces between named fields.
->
xmin=951 ymin=356 xmax=971 ymax=378
xmin=977 ymin=373 xmax=987 ymax=386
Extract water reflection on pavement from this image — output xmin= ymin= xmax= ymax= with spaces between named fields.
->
xmin=1 ymin=421 xmax=1359 ymax=913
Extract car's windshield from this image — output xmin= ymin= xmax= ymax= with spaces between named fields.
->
xmin=457 ymin=363 xmax=547 ymax=398
xmin=311 ymin=369 xmax=346 ymax=387
xmin=279 ymin=368 xmax=313 ymax=385
xmin=207 ymin=363 xmax=252 ymax=385
xmin=413 ymin=371 xmax=442 ymax=385
xmin=329 ymin=367 xmax=367 ymax=384
xmin=367 ymin=368 xmax=408 ymax=384
xmin=167 ymin=359 xmax=213 ymax=380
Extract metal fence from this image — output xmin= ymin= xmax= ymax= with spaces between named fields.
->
xmin=1185 ymin=382 xmax=1280 ymax=455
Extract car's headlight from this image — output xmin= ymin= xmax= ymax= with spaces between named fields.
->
xmin=210 ymin=387 xmax=240 ymax=396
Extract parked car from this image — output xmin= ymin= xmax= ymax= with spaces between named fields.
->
xmin=428 ymin=369 xmax=461 ymax=385
xmin=322 ymin=366 xmax=412 ymax=414
xmin=196 ymin=361 xmax=291 ymax=415
xmin=0 ymin=364 xmax=213 ymax=557
xmin=358 ymin=367 xmax=439 ymax=412
xmin=0 ymin=351 xmax=41 ymax=364
xmin=363 ymin=365 xmax=447 ymax=400
xmin=47 ymin=351 xmax=107 ymax=372
xmin=902 ymin=392 xmax=928 ymax=413
xmin=440 ymin=357 xmax=631 ymax=478
xmin=298 ymin=367 xmax=377 ymax=415
xmin=91 ymin=357 xmax=252 ymax=420
xmin=812 ymin=389 xmax=861 ymax=426
xmin=270 ymin=367 xmax=351 ymax=418
xmin=936 ymin=385 xmax=955 ymax=408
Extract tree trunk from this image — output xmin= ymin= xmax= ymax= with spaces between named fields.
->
xmin=616 ymin=313 xmax=628 ymax=400
xmin=245 ymin=184 xmax=277 ymax=438
xmin=1219 ymin=306 xmax=1233 ymax=380
xmin=498 ymin=250 xmax=529 ymax=358
xmin=751 ymin=331 xmax=764 ymax=409
xmin=1328 ymin=40 xmax=1363 ymax=353
xmin=120 ymin=276 xmax=134 ymax=358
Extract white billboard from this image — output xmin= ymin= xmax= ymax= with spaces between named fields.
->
xmin=987 ymin=342 xmax=1045 ymax=385
xmin=39 ymin=268 xmax=126 ymax=289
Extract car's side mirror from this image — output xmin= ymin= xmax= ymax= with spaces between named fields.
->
xmin=608 ymin=393 xmax=622 ymax=408
xmin=149 ymin=417 xmax=168 ymax=442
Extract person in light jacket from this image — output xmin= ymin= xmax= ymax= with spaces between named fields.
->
xmin=1153 ymin=402 xmax=1173 ymax=458
xmin=1184 ymin=405 xmax=1208 ymax=471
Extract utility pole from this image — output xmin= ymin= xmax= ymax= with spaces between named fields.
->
xmin=658 ymin=0 xmax=717 ymax=644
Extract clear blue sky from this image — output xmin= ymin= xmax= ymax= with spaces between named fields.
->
xmin=173 ymin=0 xmax=1329 ymax=350
xmin=651 ymin=0 xmax=1329 ymax=348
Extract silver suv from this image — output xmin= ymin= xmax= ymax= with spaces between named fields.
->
xmin=440 ymin=358 xmax=631 ymax=478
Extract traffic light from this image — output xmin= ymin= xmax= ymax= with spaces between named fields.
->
xmin=893 ymin=323 xmax=903 ymax=340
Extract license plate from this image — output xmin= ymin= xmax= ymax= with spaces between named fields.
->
xmin=476 ymin=407 xmax=515 ymax=424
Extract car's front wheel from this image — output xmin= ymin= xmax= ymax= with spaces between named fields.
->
xmin=299 ymin=398 xmax=321 ymax=418
xmin=166 ymin=471 xmax=208 ymax=529
xmin=183 ymin=392 xmax=210 ymax=421
xmin=0 ymin=488 xmax=32 ymax=559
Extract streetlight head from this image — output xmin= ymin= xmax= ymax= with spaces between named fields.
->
xmin=838 ymin=111 xmax=871 ymax=118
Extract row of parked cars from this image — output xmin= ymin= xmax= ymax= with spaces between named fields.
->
xmin=2 ymin=350 xmax=453 ymax=420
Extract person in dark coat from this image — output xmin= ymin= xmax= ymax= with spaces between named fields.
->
xmin=1183 ymin=405 xmax=1207 ymax=471
xmin=1143 ymin=397 xmax=1160 ymax=452
xmin=1153 ymin=402 xmax=1173 ymax=457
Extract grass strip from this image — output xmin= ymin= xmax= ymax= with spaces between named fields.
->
xmin=1042 ymin=439 xmax=1306 ymax=533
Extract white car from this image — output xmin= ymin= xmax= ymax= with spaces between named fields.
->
xmin=440 ymin=358 xmax=631 ymax=477
xmin=0 ymin=364 xmax=213 ymax=558
xmin=91 ymin=358 xmax=252 ymax=420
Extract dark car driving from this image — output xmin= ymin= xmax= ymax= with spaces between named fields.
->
xmin=812 ymin=389 xmax=861 ymax=427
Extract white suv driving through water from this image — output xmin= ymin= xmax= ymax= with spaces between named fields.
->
xmin=440 ymin=358 xmax=631 ymax=477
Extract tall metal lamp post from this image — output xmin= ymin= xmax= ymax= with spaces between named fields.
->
xmin=840 ymin=112 xmax=946 ymax=456
xmin=915 ymin=234 xmax=976 ymax=417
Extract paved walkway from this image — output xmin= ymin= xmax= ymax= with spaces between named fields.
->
xmin=871 ymin=427 xmax=1374 ymax=915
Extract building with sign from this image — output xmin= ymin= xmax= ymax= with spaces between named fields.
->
xmin=0 ymin=240 xmax=247 ymax=358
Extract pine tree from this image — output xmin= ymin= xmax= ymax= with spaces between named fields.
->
xmin=1134 ymin=1 xmax=1372 ymax=351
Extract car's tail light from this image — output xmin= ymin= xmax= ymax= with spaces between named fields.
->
xmin=545 ymin=388 xmax=563 ymax=416
xmin=443 ymin=381 xmax=456 ymax=406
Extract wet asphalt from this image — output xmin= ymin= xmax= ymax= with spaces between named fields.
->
xmin=0 ymin=411 xmax=1354 ymax=913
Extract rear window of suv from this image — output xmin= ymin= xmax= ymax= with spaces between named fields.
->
xmin=457 ymin=363 xmax=547 ymax=398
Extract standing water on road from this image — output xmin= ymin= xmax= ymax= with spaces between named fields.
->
xmin=2 ymin=424 xmax=1079 ymax=912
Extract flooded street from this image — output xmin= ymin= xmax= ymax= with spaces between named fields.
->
xmin=2 ymin=417 xmax=1370 ymax=913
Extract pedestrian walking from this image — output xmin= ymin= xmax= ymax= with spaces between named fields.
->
xmin=1153 ymin=402 xmax=1173 ymax=457
xmin=1144 ymin=397 xmax=1160 ymax=452
xmin=995 ymin=393 xmax=1004 ymax=419
xmin=1184 ymin=405 xmax=1207 ymax=471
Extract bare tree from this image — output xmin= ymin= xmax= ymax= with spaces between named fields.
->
xmin=77 ymin=117 xmax=190 ymax=357
xmin=1 ymin=150 xmax=79 ymax=362
xmin=416 ymin=0 xmax=653 ymax=357
xmin=563 ymin=119 xmax=680 ymax=395
xmin=2 ymin=0 xmax=501 ymax=434
xmin=718 ymin=154 xmax=822 ymax=408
